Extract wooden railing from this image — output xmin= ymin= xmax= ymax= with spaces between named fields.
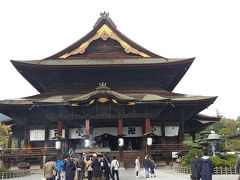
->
xmin=173 ymin=165 xmax=238 ymax=175
xmin=2 ymin=147 xmax=57 ymax=157
xmin=149 ymin=144 xmax=189 ymax=153
xmin=0 ymin=170 xmax=30 ymax=179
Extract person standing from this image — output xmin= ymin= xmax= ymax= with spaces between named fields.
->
xmin=43 ymin=157 xmax=58 ymax=180
xmin=190 ymin=154 xmax=200 ymax=180
xmin=56 ymin=159 xmax=64 ymax=180
xmin=66 ymin=158 xmax=76 ymax=180
xmin=102 ymin=156 xmax=111 ymax=180
xmin=61 ymin=156 xmax=69 ymax=180
xmin=85 ymin=157 xmax=93 ymax=180
xmin=91 ymin=154 xmax=102 ymax=180
xmin=111 ymin=156 xmax=120 ymax=180
xmin=149 ymin=157 xmax=156 ymax=178
xmin=135 ymin=156 xmax=140 ymax=177
xmin=199 ymin=152 xmax=213 ymax=180
xmin=75 ymin=155 xmax=85 ymax=180
xmin=236 ymin=155 xmax=240 ymax=180
xmin=143 ymin=155 xmax=151 ymax=178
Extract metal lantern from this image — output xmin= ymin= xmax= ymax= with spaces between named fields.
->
xmin=118 ymin=138 xmax=124 ymax=147
xmin=85 ymin=139 xmax=91 ymax=148
xmin=207 ymin=130 xmax=221 ymax=156
xmin=55 ymin=140 xmax=61 ymax=150
xmin=147 ymin=137 xmax=153 ymax=146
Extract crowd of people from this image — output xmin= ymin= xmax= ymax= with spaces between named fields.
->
xmin=43 ymin=153 xmax=121 ymax=180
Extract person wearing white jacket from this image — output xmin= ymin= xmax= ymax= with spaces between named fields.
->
xmin=135 ymin=156 xmax=140 ymax=177
xmin=110 ymin=156 xmax=120 ymax=180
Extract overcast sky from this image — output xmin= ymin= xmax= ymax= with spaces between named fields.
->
xmin=0 ymin=0 xmax=239 ymax=120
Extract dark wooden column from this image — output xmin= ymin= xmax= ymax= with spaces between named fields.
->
xmin=64 ymin=128 xmax=69 ymax=151
xmin=161 ymin=119 xmax=166 ymax=144
xmin=57 ymin=120 xmax=62 ymax=137
xmin=178 ymin=111 xmax=185 ymax=143
xmin=23 ymin=126 xmax=29 ymax=148
xmin=17 ymin=137 xmax=21 ymax=148
xmin=44 ymin=127 xmax=49 ymax=149
xmin=145 ymin=118 xmax=151 ymax=155
xmin=118 ymin=118 xmax=124 ymax=167
xmin=7 ymin=136 xmax=12 ymax=148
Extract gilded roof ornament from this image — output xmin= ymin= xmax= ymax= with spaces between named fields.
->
xmin=96 ymin=82 xmax=110 ymax=90
xmin=94 ymin=12 xmax=117 ymax=28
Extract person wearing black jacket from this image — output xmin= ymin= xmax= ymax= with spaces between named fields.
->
xmin=66 ymin=158 xmax=76 ymax=180
xmin=91 ymin=154 xmax=102 ymax=180
xmin=144 ymin=155 xmax=151 ymax=178
xmin=190 ymin=154 xmax=200 ymax=180
xmin=102 ymin=156 xmax=111 ymax=180
xmin=76 ymin=155 xmax=85 ymax=180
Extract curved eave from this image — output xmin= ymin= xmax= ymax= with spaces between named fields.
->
xmin=172 ymin=96 xmax=218 ymax=105
xmin=10 ymin=57 xmax=194 ymax=68
xmin=44 ymin=19 xmax=161 ymax=60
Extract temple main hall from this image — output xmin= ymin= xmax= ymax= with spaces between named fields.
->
xmin=0 ymin=13 xmax=219 ymax=168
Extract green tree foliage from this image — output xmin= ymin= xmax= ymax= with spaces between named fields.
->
xmin=226 ymin=139 xmax=240 ymax=151
xmin=218 ymin=128 xmax=234 ymax=136
xmin=0 ymin=124 xmax=12 ymax=145
xmin=181 ymin=149 xmax=203 ymax=167
xmin=209 ymin=154 xmax=237 ymax=167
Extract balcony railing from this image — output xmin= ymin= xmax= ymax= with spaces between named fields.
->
xmin=149 ymin=144 xmax=189 ymax=153
xmin=2 ymin=147 xmax=57 ymax=157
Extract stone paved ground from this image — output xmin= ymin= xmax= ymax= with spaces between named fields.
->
xmin=6 ymin=168 xmax=238 ymax=180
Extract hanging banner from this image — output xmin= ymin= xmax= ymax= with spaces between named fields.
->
xmin=30 ymin=129 xmax=45 ymax=141
xmin=123 ymin=126 xmax=142 ymax=137
xmin=151 ymin=126 xmax=162 ymax=136
xmin=93 ymin=127 xmax=117 ymax=137
xmin=49 ymin=129 xmax=65 ymax=140
xmin=165 ymin=126 xmax=179 ymax=137
xmin=69 ymin=128 xmax=86 ymax=139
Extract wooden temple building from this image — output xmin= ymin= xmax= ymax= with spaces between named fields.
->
xmin=0 ymin=13 xmax=219 ymax=168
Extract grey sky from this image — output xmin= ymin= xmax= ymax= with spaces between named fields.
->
xmin=0 ymin=0 xmax=239 ymax=119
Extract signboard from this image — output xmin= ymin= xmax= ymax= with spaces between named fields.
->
xmin=30 ymin=129 xmax=45 ymax=141
xmin=165 ymin=126 xmax=179 ymax=137
xmin=123 ymin=126 xmax=142 ymax=137
xmin=69 ymin=128 xmax=86 ymax=139
xmin=49 ymin=129 xmax=65 ymax=140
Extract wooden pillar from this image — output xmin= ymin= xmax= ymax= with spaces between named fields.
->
xmin=161 ymin=119 xmax=166 ymax=144
xmin=118 ymin=118 xmax=124 ymax=167
xmin=57 ymin=120 xmax=62 ymax=137
xmin=86 ymin=119 xmax=90 ymax=136
xmin=145 ymin=118 xmax=151 ymax=133
xmin=118 ymin=118 xmax=123 ymax=134
xmin=64 ymin=128 xmax=69 ymax=151
xmin=17 ymin=137 xmax=21 ymax=148
xmin=178 ymin=111 xmax=185 ymax=143
xmin=44 ymin=127 xmax=49 ymax=149
xmin=23 ymin=126 xmax=29 ymax=148
xmin=7 ymin=136 xmax=12 ymax=148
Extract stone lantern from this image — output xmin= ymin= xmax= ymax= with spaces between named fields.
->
xmin=207 ymin=130 xmax=221 ymax=156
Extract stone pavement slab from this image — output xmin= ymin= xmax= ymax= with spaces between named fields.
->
xmin=6 ymin=168 xmax=238 ymax=180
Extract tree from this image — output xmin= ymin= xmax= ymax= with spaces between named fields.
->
xmin=218 ymin=128 xmax=234 ymax=136
xmin=0 ymin=124 xmax=12 ymax=145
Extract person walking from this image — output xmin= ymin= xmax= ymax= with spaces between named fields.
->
xmin=43 ymin=157 xmax=58 ymax=180
xmin=143 ymin=155 xmax=151 ymax=178
xmin=110 ymin=156 xmax=120 ymax=180
xmin=85 ymin=157 xmax=93 ymax=180
xmin=66 ymin=158 xmax=76 ymax=180
xmin=190 ymin=154 xmax=200 ymax=180
xmin=61 ymin=156 xmax=69 ymax=180
xmin=75 ymin=155 xmax=85 ymax=180
xmin=199 ymin=152 xmax=213 ymax=180
xmin=135 ymin=156 xmax=140 ymax=177
xmin=149 ymin=157 xmax=156 ymax=178
xmin=56 ymin=159 xmax=64 ymax=180
xmin=91 ymin=154 xmax=102 ymax=180
xmin=236 ymin=155 xmax=240 ymax=180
